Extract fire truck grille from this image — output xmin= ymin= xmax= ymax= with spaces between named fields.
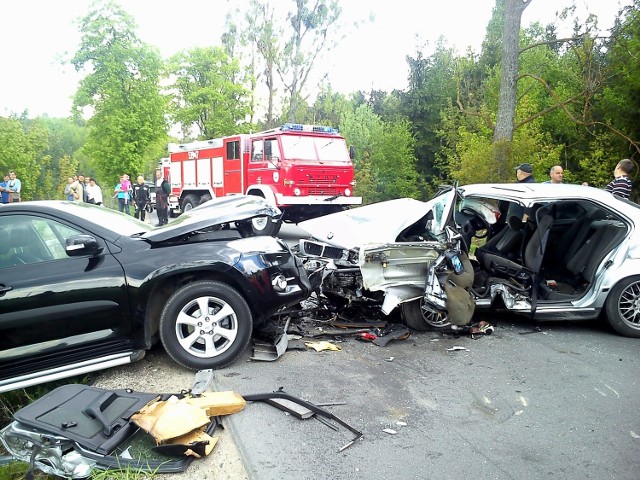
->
xmin=308 ymin=187 xmax=340 ymax=195
xmin=308 ymin=174 xmax=338 ymax=183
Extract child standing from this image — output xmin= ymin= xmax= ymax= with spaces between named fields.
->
xmin=120 ymin=174 xmax=132 ymax=205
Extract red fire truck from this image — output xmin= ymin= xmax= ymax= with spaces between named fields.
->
xmin=165 ymin=123 xmax=362 ymax=235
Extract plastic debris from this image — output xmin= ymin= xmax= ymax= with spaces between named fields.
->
xmin=382 ymin=428 xmax=397 ymax=435
xmin=446 ymin=346 xmax=468 ymax=352
xmin=304 ymin=341 xmax=341 ymax=352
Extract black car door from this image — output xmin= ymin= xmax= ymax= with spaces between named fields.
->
xmin=0 ymin=214 xmax=131 ymax=368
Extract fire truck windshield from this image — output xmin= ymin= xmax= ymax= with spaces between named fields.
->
xmin=281 ymin=135 xmax=350 ymax=162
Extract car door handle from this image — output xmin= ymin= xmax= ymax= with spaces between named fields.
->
xmin=0 ymin=285 xmax=13 ymax=295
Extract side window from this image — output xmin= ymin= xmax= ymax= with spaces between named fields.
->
xmin=554 ymin=201 xmax=586 ymax=221
xmin=0 ymin=215 xmax=82 ymax=269
xmin=226 ymin=140 xmax=240 ymax=160
xmin=264 ymin=138 xmax=280 ymax=161
xmin=251 ymin=140 xmax=264 ymax=162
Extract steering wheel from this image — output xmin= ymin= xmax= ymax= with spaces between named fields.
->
xmin=461 ymin=208 xmax=490 ymax=239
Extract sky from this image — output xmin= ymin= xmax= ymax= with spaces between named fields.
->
xmin=0 ymin=0 xmax=632 ymax=119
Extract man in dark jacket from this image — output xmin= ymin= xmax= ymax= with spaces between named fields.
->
xmin=154 ymin=169 xmax=171 ymax=226
xmin=132 ymin=175 xmax=151 ymax=222
xmin=508 ymin=163 xmax=536 ymax=219
xmin=515 ymin=163 xmax=536 ymax=183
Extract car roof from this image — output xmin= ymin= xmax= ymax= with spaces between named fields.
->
xmin=459 ymin=183 xmax=639 ymax=214
xmin=0 ymin=200 xmax=149 ymax=241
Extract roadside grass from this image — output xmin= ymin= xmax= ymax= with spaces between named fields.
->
xmin=0 ymin=376 xmax=159 ymax=479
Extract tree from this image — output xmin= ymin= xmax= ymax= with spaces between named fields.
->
xmin=401 ymin=40 xmax=458 ymax=197
xmin=493 ymin=0 xmax=532 ymax=177
xmin=341 ymin=104 xmax=421 ymax=203
xmin=71 ymin=0 xmax=167 ymax=184
xmin=167 ymin=46 xmax=253 ymax=139
xmin=0 ymin=115 xmax=50 ymax=200
xmin=279 ymin=0 xmax=343 ymax=121
xmin=224 ymin=0 xmax=344 ymax=125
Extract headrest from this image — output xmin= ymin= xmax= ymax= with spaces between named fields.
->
xmin=507 ymin=216 xmax=523 ymax=230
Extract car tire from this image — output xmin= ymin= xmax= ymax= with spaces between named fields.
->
xmin=401 ymin=298 xmax=451 ymax=331
xmin=159 ymin=280 xmax=254 ymax=370
xmin=181 ymin=194 xmax=199 ymax=213
xmin=605 ymin=275 xmax=640 ymax=338
xmin=238 ymin=216 xmax=282 ymax=237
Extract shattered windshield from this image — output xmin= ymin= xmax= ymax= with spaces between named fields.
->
xmin=430 ymin=189 xmax=456 ymax=237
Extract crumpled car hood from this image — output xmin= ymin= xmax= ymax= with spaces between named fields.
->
xmin=142 ymin=195 xmax=281 ymax=242
xmin=298 ymin=198 xmax=437 ymax=250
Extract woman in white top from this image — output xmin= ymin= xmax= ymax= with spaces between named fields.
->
xmin=86 ymin=178 xmax=104 ymax=205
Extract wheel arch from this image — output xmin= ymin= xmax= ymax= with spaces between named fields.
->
xmin=137 ymin=268 xmax=255 ymax=347
xmin=245 ymin=185 xmax=278 ymax=207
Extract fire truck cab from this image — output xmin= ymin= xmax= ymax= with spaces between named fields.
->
xmin=166 ymin=124 xmax=362 ymax=235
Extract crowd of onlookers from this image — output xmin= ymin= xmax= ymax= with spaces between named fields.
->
xmin=62 ymin=171 xmax=170 ymax=226
xmin=64 ymin=174 xmax=103 ymax=205
xmin=515 ymin=159 xmax=634 ymax=199
xmin=0 ymin=168 xmax=170 ymax=226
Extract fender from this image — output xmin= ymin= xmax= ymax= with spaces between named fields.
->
xmin=245 ymin=185 xmax=278 ymax=207
xmin=573 ymin=246 xmax=640 ymax=310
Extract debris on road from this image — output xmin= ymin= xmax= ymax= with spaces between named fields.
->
xmin=446 ymin=346 xmax=469 ymax=352
xmin=305 ymin=340 xmax=342 ymax=352
xmin=243 ymin=388 xmax=363 ymax=452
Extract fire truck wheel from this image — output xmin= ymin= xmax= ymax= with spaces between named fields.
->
xmin=181 ymin=194 xmax=199 ymax=212
xmin=159 ymin=280 xmax=253 ymax=370
xmin=251 ymin=216 xmax=282 ymax=236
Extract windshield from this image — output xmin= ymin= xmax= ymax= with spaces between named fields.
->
xmin=62 ymin=202 xmax=151 ymax=236
xmin=280 ymin=135 xmax=350 ymax=162
xmin=430 ymin=188 xmax=456 ymax=237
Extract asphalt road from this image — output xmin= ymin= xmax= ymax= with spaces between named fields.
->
xmin=100 ymin=219 xmax=640 ymax=479
xmin=215 ymin=316 xmax=639 ymax=480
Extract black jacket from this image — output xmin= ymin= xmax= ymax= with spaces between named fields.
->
xmin=132 ymin=183 xmax=150 ymax=204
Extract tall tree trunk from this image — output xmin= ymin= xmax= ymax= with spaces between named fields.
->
xmin=493 ymin=0 xmax=532 ymax=175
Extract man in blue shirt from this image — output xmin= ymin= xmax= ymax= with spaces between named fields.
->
xmin=0 ymin=173 xmax=9 ymax=204
xmin=5 ymin=171 xmax=21 ymax=202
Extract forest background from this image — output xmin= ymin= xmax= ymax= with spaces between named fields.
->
xmin=1 ymin=0 xmax=640 ymax=204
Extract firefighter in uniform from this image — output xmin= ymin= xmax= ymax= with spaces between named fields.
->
xmin=132 ymin=175 xmax=151 ymax=222
xmin=155 ymin=169 xmax=170 ymax=226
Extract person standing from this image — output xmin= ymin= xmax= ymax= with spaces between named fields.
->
xmin=605 ymin=159 xmax=634 ymax=199
xmin=515 ymin=163 xmax=536 ymax=184
xmin=543 ymin=165 xmax=564 ymax=184
xmin=6 ymin=171 xmax=21 ymax=202
xmin=0 ymin=173 xmax=10 ymax=204
xmin=120 ymin=174 xmax=132 ymax=206
xmin=508 ymin=163 xmax=536 ymax=220
xmin=77 ymin=174 xmax=89 ymax=202
xmin=154 ymin=169 xmax=170 ymax=226
xmin=64 ymin=176 xmax=76 ymax=201
xmin=86 ymin=178 xmax=103 ymax=205
xmin=114 ymin=175 xmax=131 ymax=215
xmin=132 ymin=175 xmax=150 ymax=221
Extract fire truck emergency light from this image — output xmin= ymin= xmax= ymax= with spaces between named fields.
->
xmin=280 ymin=123 xmax=338 ymax=134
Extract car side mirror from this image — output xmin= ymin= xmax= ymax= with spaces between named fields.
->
xmin=349 ymin=145 xmax=356 ymax=160
xmin=65 ymin=234 xmax=101 ymax=256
